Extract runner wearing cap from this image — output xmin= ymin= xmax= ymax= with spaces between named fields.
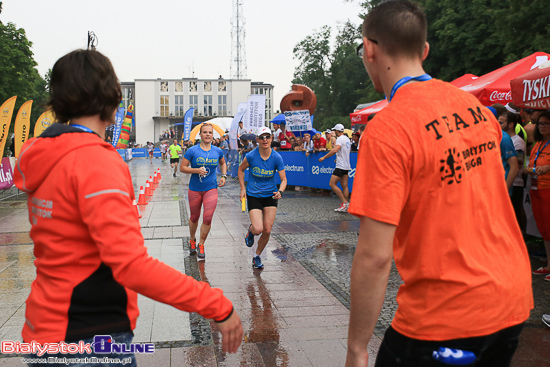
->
xmin=180 ymin=123 xmax=227 ymax=260
xmin=238 ymin=126 xmax=287 ymax=269
xmin=319 ymin=123 xmax=351 ymax=212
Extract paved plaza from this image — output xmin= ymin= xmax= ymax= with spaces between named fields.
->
xmin=0 ymin=157 xmax=548 ymax=366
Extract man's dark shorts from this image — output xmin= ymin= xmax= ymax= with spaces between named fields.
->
xmin=170 ymin=158 xmax=180 ymax=164
xmin=332 ymin=168 xmax=349 ymax=178
xmin=247 ymin=195 xmax=278 ymax=211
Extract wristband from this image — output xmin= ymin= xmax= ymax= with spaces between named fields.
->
xmin=221 ymin=174 xmax=227 ymax=179
xmin=278 ymin=190 xmax=283 ymax=197
xmin=214 ymin=307 xmax=234 ymax=323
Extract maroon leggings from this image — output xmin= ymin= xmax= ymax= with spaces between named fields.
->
xmin=188 ymin=189 xmax=218 ymax=225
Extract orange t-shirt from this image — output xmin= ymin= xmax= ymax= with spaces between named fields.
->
xmin=528 ymin=139 xmax=550 ymax=190
xmin=349 ymin=79 xmax=533 ymax=341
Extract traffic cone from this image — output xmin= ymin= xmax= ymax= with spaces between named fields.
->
xmin=133 ymin=199 xmax=142 ymax=218
xmin=144 ymin=181 xmax=152 ymax=197
xmin=153 ymin=171 xmax=159 ymax=185
xmin=148 ymin=176 xmax=156 ymax=192
xmin=157 ymin=168 xmax=162 ymax=181
xmin=137 ymin=186 xmax=147 ymax=205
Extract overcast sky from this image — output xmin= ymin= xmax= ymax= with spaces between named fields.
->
xmin=2 ymin=0 xmax=364 ymax=111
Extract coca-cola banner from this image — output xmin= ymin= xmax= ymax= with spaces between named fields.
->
xmin=459 ymin=52 xmax=550 ymax=106
xmin=510 ymin=60 xmax=550 ymax=109
xmin=0 ymin=157 xmax=14 ymax=191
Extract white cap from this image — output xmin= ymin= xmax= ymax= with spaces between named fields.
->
xmin=332 ymin=123 xmax=345 ymax=132
xmin=256 ymin=126 xmax=272 ymax=137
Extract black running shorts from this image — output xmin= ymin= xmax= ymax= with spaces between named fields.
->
xmin=170 ymin=158 xmax=180 ymax=164
xmin=247 ymin=195 xmax=278 ymax=211
xmin=333 ymin=168 xmax=349 ymax=178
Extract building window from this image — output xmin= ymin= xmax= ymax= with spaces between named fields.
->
xmin=160 ymin=95 xmax=169 ymax=117
xmin=189 ymin=95 xmax=198 ymax=116
xmin=160 ymin=81 xmax=168 ymax=92
xmin=218 ymin=95 xmax=227 ymax=116
xmin=203 ymin=95 xmax=212 ymax=116
xmin=175 ymin=82 xmax=183 ymax=92
xmin=175 ymin=95 xmax=184 ymax=117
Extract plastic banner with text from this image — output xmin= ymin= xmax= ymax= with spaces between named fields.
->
xmin=242 ymin=95 xmax=265 ymax=134
xmin=0 ymin=157 xmax=14 ymax=190
xmin=0 ymin=96 xmax=17 ymax=158
xmin=14 ymin=100 xmax=33 ymax=158
xmin=183 ymin=108 xmax=194 ymax=141
xmin=284 ymin=110 xmax=312 ymax=132
xmin=34 ymin=109 xmax=55 ymax=137
xmin=111 ymin=103 xmax=125 ymax=148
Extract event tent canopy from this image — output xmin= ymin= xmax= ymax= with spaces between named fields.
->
xmin=510 ymin=60 xmax=550 ymax=109
xmin=349 ymin=73 xmax=479 ymax=125
xmin=349 ymin=74 xmax=477 ymax=125
xmin=459 ymin=52 xmax=550 ymax=106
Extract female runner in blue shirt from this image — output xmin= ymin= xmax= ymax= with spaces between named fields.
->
xmin=238 ymin=127 xmax=287 ymax=269
xmin=180 ymin=123 xmax=227 ymax=260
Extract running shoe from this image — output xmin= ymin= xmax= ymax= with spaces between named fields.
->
xmin=252 ymin=255 xmax=264 ymax=269
xmin=334 ymin=203 xmax=346 ymax=212
xmin=245 ymin=225 xmax=254 ymax=247
xmin=543 ymin=314 xmax=550 ymax=327
xmin=545 ymin=274 xmax=550 ymax=282
xmin=197 ymin=244 xmax=205 ymax=261
xmin=189 ymin=239 xmax=197 ymax=255
xmin=532 ymin=267 xmax=550 ymax=275
xmin=173 ymin=173 xmax=176 ymax=177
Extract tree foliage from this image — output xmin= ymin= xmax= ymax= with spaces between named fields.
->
xmin=0 ymin=21 xmax=49 ymax=156
xmin=294 ymin=0 xmax=550 ymax=130
xmin=292 ymin=21 xmax=382 ymax=131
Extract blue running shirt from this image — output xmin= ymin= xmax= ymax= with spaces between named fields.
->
xmin=500 ymin=131 xmax=517 ymax=196
xmin=245 ymin=148 xmax=285 ymax=197
xmin=184 ymin=145 xmax=224 ymax=191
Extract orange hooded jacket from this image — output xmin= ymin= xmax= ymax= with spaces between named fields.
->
xmin=14 ymin=124 xmax=233 ymax=343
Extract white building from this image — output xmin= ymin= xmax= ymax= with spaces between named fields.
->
xmin=121 ymin=78 xmax=274 ymax=145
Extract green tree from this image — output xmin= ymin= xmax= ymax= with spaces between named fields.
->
xmin=0 ymin=21 xmax=48 ymax=156
xmin=292 ymin=21 xmax=382 ymax=131
xmin=358 ymin=0 xmax=550 ymax=81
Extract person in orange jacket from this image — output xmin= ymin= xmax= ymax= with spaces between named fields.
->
xmin=14 ymin=49 xmax=242 ymax=364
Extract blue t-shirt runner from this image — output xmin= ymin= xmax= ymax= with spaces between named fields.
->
xmin=245 ymin=147 xmax=285 ymax=198
xmin=500 ymin=131 xmax=518 ymax=196
xmin=184 ymin=145 xmax=225 ymax=192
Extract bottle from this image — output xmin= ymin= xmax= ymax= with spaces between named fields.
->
xmin=432 ymin=348 xmax=476 ymax=365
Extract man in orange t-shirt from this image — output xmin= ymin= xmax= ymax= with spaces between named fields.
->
xmin=345 ymin=2 xmax=533 ymax=367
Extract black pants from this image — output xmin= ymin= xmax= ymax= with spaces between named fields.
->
xmin=375 ymin=324 xmax=524 ymax=367
xmin=511 ymin=186 xmax=526 ymax=233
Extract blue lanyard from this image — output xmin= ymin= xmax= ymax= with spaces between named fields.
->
xmin=69 ymin=124 xmax=94 ymax=133
xmin=389 ymin=74 xmax=432 ymax=102
xmin=533 ymin=139 xmax=550 ymax=169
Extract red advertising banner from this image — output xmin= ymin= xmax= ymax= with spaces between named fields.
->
xmin=0 ymin=157 xmax=14 ymax=191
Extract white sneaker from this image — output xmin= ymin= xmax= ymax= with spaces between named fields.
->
xmin=335 ymin=203 xmax=346 ymax=212
xmin=342 ymin=203 xmax=349 ymax=213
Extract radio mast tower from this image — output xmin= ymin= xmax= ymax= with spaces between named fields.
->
xmin=230 ymin=0 xmax=247 ymax=79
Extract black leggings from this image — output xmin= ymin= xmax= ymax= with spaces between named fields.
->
xmin=375 ymin=324 xmax=524 ymax=367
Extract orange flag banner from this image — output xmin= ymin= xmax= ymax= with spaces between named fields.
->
xmin=14 ymin=100 xmax=33 ymax=158
xmin=34 ymin=109 xmax=56 ymax=138
xmin=0 ymin=96 xmax=17 ymax=158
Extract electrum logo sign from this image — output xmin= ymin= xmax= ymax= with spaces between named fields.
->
xmin=311 ymin=166 xmax=334 ymax=175
xmin=311 ymin=166 xmax=319 ymax=175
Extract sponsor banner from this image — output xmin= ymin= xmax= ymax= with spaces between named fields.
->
xmin=242 ymin=95 xmax=265 ymax=134
xmin=0 ymin=157 xmax=14 ymax=191
xmin=0 ymin=96 xmax=17 ymax=158
xmin=284 ymin=110 xmax=312 ymax=132
xmin=14 ymin=100 xmax=33 ymax=158
xmin=116 ymin=149 xmax=126 ymax=161
xmin=34 ymin=109 xmax=55 ymax=137
xmin=244 ymin=151 xmax=358 ymax=191
xmin=111 ymin=103 xmax=125 ymax=148
xmin=183 ymin=108 xmax=194 ymax=141
xmin=130 ymin=148 xmax=161 ymax=158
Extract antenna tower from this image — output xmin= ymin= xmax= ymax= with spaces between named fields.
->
xmin=230 ymin=1 xmax=247 ymax=79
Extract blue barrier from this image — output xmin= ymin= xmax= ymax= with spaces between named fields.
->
xmin=130 ymin=148 xmax=162 ymax=158
xmin=241 ymin=151 xmax=357 ymax=191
